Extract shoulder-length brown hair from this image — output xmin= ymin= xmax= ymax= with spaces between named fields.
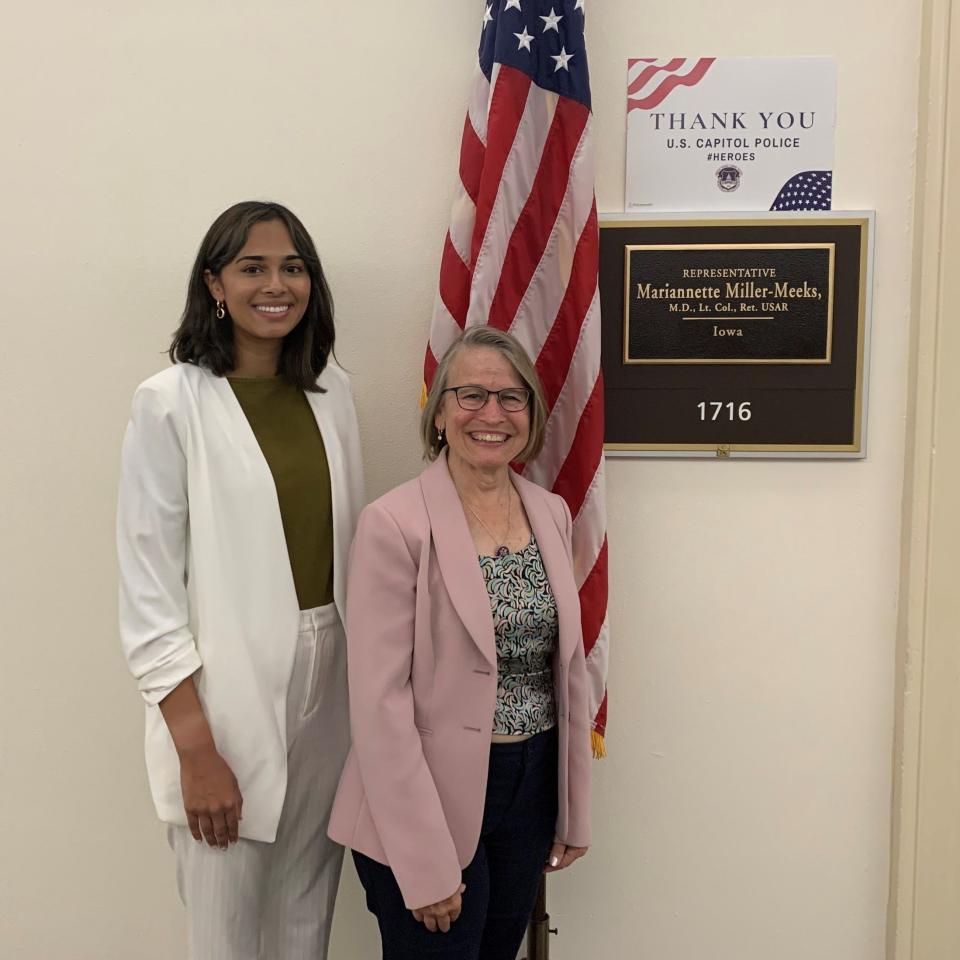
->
xmin=420 ymin=326 xmax=548 ymax=462
xmin=169 ymin=201 xmax=335 ymax=391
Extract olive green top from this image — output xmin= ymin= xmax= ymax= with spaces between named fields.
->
xmin=228 ymin=376 xmax=333 ymax=610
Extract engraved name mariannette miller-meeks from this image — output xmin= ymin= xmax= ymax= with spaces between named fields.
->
xmin=624 ymin=243 xmax=835 ymax=365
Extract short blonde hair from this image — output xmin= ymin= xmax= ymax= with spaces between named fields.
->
xmin=420 ymin=326 xmax=548 ymax=462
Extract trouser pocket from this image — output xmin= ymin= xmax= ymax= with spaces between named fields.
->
xmin=299 ymin=623 xmax=336 ymax=720
xmin=288 ymin=607 xmax=341 ymax=739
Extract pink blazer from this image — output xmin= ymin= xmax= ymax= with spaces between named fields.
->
xmin=328 ymin=452 xmax=592 ymax=910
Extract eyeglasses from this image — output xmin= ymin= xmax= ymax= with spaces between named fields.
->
xmin=442 ymin=385 xmax=532 ymax=412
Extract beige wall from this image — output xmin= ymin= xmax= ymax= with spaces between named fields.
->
xmin=0 ymin=2 xmax=921 ymax=958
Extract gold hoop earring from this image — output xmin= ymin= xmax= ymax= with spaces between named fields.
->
xmin=215 ymin=300 xmax=226 ymax=320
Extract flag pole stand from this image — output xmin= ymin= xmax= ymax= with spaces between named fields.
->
xmin=523 ymin=875 xmax=556 ymax=959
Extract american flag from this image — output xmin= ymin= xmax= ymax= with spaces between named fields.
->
xmin=423 ymin=0 xmax=609 ymax=752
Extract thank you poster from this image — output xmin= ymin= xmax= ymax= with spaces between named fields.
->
xmin=626 ymin=58 xmax=836 ymax=212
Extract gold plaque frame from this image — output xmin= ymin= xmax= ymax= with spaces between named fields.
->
xmin=599 ymin=212 xmax=874 ymax=459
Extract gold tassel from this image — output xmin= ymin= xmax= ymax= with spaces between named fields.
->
xmin=591 ymin=729 xmax=607 ymax=759
xmin=419 ymin=381 xmax=428 ymax=410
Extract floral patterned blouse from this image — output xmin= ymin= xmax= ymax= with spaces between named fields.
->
xmin=478 ymin=536 xmax=558 ymax=737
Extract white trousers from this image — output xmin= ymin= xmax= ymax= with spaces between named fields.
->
xmin=169 ymin=603 xmax=350 ymax=960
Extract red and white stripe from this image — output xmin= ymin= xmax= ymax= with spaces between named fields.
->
xmin=627 ymin=57 xmax=716 ymax=112
xmin=424 ymin=62 xmax=609 ymax=738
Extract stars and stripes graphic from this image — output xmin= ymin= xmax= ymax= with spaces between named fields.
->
xmin=770 ymin=170 xmax=833 ymax=210
xmin=424 ymin=0 xmax=609 ymax=751
xmin=627 ymin=57 xmax=716 ymax=112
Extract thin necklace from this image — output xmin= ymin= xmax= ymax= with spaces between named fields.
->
xmin=464 ymin=489 xmax=513 ymax=558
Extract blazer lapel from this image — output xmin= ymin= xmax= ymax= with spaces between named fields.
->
xmin=419 ymin=454 xmax=497 ymax=668
xmin=304 ymin=375 xmax=349 ymax=617
xmin=515 ymin=475 xmax=581 ymax=665
xmin=201 ymin=369 xmax=300 ymax=614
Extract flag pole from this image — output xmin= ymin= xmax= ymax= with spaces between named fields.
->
xmin=523 ymin=875 xmax=556 ymax=959
xmin=427 ymin=5 xmax=606 ymax=951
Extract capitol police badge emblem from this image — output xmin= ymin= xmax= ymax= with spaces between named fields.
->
xmin=716 ymin=165 xmax=742 ymax=193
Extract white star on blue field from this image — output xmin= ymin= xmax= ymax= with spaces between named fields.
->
xmin=480 ymin=0 xmax=591 ymax=109
xmin=771 ymin=171 xmax=833 ymax=210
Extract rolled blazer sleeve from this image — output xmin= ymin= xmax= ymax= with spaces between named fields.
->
xmin=117 ymin=384 xmax=201 ymax=706
xmin=346 ymin=502 xmax=462 ymax=910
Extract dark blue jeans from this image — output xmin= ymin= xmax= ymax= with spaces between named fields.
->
xmin=353 ymin=726 xmax=559 ymax=960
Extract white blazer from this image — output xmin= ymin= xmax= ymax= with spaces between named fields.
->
xmin=117 ymin=361 xmax=364 ymax=841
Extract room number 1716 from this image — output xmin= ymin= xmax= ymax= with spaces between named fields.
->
xmin=697 ymin=401 xmax=753 ymax=421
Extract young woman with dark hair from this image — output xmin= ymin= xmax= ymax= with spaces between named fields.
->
xmin=118 ymin=201 xmax=364 ymax=960
xmin=168 ymin=201 xmax=337 ymax=388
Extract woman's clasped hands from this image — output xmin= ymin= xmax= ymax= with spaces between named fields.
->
xmin=411 ymin=883 xmax=467 ymax=933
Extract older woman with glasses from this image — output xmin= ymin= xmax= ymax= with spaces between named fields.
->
xmin=328 ymin=326 xmax=591 ymax=960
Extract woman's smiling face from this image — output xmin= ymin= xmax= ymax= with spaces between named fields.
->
xmin=436 ymin=346 xmax=530 ymax=475
xmin=204 ymin=219 xmax=311 ymax=347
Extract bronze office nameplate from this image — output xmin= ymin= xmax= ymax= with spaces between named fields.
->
xmin=601 ymin=214 xmax=872 ymax=458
